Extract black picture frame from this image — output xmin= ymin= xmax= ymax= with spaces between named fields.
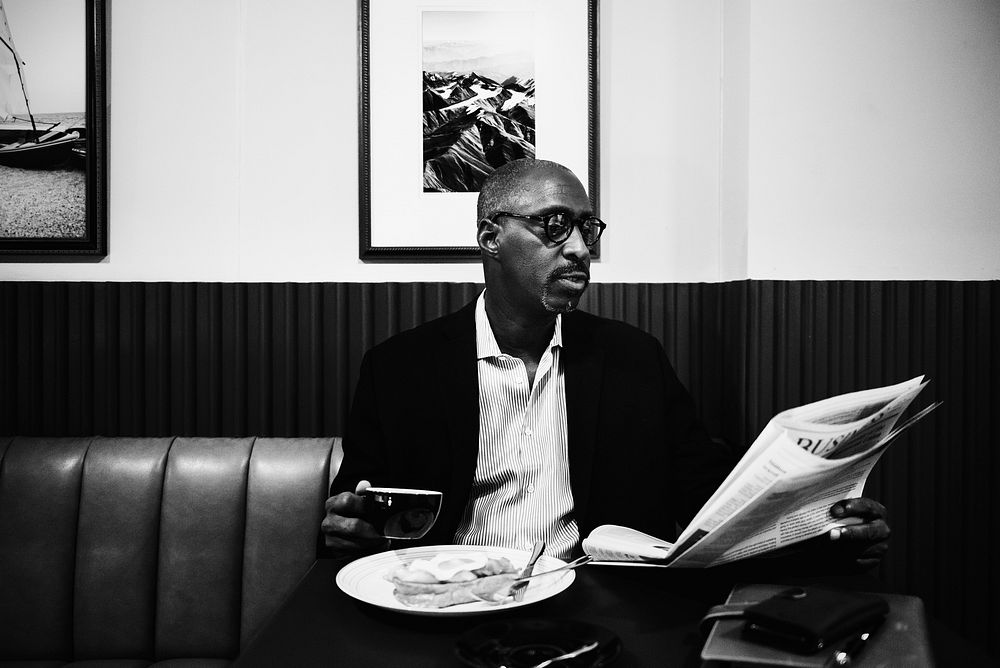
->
xmin=0 ymin=0 xmax=107 ymax=258
xmin=358 ymin=0 xmax=600 ymax=262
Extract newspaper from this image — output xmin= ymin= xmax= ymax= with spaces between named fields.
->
xmin=582 ymin=376 xmax=940 ymax=568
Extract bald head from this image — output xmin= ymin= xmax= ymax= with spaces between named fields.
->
xmin=477 ymin=159 xmax=577 ymax=222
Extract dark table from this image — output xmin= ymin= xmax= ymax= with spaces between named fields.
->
xmin=234 ymin=558 xmax=988 ymax=667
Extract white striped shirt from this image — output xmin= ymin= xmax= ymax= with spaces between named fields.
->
xmin=452 ymin=292 xmax=580 ymax=559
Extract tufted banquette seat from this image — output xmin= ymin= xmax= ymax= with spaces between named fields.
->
xmin=0 ymin=436 xmax=343 ymax=667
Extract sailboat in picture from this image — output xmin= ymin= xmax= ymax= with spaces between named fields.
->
xmin=0 ymin=0 xmax=81 ymax=168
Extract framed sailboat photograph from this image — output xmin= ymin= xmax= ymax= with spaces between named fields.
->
xmin=0 ymin=0 xmax=107 ymax=257
xmin=358 ymin=0 xmax=599 ymax=261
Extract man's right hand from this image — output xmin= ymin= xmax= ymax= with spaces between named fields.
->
xmin=321 ymin=480 xmax=389 ymax=554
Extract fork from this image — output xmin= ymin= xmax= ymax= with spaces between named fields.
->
xmin=515 ymin=554 xmax=593 ymax=582
xmin=529 ymin=641 xmax=600 ymax=668
xmin=512 ymin=540 xmax=546 ymax=602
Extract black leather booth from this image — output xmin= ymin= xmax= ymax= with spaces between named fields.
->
xmin=0 ymin=436 xmax=342 ymax=667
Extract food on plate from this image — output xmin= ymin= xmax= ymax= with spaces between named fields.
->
xmin=386 ymin=552 xmax=520 ymax=608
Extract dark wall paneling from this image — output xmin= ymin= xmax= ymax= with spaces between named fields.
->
xmin=1 ymin=279 xmax=998 ymax=650
xmin=743 ymin=280 xmax=999 ymax=649
xmin=0 ymin=282 xmax=484 ymax=439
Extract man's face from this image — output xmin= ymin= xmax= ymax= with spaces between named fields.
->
xmin=491 ymin=166 xmax=593 ymax=315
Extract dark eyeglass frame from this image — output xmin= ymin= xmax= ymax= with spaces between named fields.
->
xmin=491 ymin=210 xmax=607 ymax=247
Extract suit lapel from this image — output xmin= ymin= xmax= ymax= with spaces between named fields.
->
xmin=432 ymin=301 xmax=480 ymax=520
xmin=562 ymin=312 xmax=605 ymax=526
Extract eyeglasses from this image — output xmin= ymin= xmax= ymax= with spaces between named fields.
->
xmin=491 ymin=211 xmax=607 ymax=247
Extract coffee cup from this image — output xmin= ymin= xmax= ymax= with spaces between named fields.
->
xmin=361 ymin=487 xmax=443 ymax=540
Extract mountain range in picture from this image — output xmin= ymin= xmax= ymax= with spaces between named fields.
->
xmin=423 ymin=70 xmax=535 ymax=193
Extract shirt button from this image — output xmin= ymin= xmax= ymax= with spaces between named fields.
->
xmin=523 ymin=427 xmax=533 ymax=436
xmin=527 ymin=484 xmax=535 ymax=494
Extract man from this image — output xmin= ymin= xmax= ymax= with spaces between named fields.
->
xmin=322 ymin=159 xmax=889 ymax=569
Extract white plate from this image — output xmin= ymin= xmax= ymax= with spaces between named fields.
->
xmin=336 ymin=544 xmax=575 ymax=617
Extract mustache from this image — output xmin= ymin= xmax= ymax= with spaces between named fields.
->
xmin=550 ymin=263 xmax=590 ymax=280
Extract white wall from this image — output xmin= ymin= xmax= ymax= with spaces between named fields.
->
xmin=2 ymin=0 xmax=998 ymax=282
xmin=746 ymin=0 xmax=1000 ymax=280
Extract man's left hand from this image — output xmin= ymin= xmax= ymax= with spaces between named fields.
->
xmin=828 ymin=497 xmax=891 ymax=571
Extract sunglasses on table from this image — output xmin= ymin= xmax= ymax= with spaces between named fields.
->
xmin=491 ymin=211 xmax=607 ymax=248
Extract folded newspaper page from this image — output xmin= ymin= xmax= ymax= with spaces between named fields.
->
xmin=582 ymin=376 xmax=940 ymax=568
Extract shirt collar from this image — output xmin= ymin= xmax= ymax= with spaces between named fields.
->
xmin=475 ymin=290 xmax=563 ymax=360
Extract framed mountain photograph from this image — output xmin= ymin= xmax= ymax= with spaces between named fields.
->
xmin=0 ymin=0 xmax=107 ymax=258
xmin=359 ymin=0 xmax=599 ymax=261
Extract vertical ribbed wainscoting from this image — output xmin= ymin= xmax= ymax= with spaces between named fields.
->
xmin=0 ymin=282 xmax=483 ymax=437
xmin=1 ymin=282 xmax=752 ymax=446
xmin=1 ymin=279 xmax=998 ymax=647
xmin=743 ymin=281 xmax=998 ymax=646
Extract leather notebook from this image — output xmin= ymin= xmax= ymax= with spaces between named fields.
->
xmin=700 ymin=583 xmax=934 ymax=667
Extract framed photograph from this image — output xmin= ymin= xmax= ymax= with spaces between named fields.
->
xmin=0 ymin=0 xmax=107 ymax=257
xmin=359 ymin=0 xmax=599 ymax=261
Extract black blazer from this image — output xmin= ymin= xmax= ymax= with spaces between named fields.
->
xmin=332 ymin=300 xmax=733 ymax=548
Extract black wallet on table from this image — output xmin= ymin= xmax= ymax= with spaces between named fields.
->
xmin=700 ymin=583 xmax=933 ymax=667
xmin=741 ymin=586 xmax=888 ymax=653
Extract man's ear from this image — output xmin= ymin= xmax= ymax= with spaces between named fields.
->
xmin=477 ymin=218 xmax=500 ymax=257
